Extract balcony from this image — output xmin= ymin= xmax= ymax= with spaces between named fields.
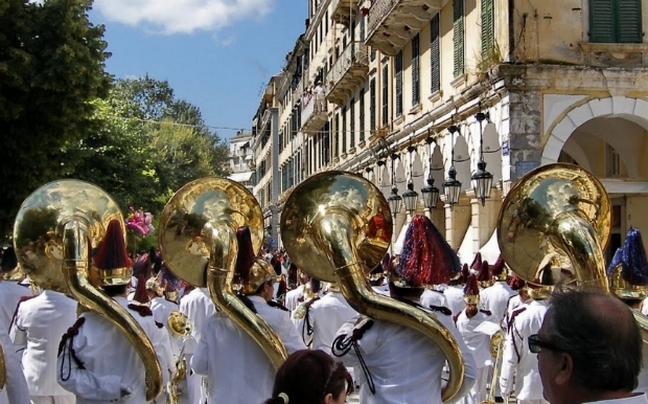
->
xmin=300 ymin=93 xmax=327 ymax=135
xmin=326 ymin=42 xmax=369 ymax=105
xmin=365 ymin=0 xmax=441 ymax=56
xmin=331 ymin=0 xmax=358 ymax=28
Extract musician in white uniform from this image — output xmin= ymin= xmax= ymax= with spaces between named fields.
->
xmin=444 ymin=264 xmax=470 ymax=316
xmin=57 ymin=220 xmax=163 ymax=404
xmin=479 ymin=255 xmax=516 ymax=323
xmin=191 ymin=226 xmax=305 ymax=403
xmin=499 ymin=274 xmax=551 ymax=404
xmin=332 ymin=215 xmax=477 ymax=404
xmin=0 ymin=246 xmax=30 ymax=404
xmin=10 ymin=288 xmax=77 ymax=404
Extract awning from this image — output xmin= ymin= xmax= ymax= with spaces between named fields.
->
xmin=392 ymin=221 xmax=410 ymax=255
xmin=478 ymin=229 xmax=501 ymax=264
xmin=228 ymin=171 xmax=253 ymax=183
xmin=457 ymin=224 xmax=476 ymax=266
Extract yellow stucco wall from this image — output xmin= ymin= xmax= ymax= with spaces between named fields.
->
xmin=625 ymin=195 xmax=648 ymax=254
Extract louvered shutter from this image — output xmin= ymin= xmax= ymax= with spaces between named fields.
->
xmin=430 ymin=13 xmax=440 ymax=93
xmin=481 ymin=0 xmax=495 ymax=57
xmin=395 ymin=51 xmax=403 ymax=116
xmin=617 ymin=0 xmax=642 ymax=43
xmin=453 ymin=0 xmax=465 ymax=77
xmin=412 ymin=33 xmax=420 ymax=106
xmin=590 ymin=0 xmax=615 ymax=42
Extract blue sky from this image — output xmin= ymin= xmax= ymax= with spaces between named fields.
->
xmin=89 ymin=1 xmax=307 ymax=141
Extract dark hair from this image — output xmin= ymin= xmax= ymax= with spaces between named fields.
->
xmin=264 ymin=350 xmax=353 ymax=404
xmin=465 ymin=304 xmax=478 ymax=319
xmin=1 ymin=247 xmax=17 ymax=272
xmin=546 ymin=288 xmax=642 ymax=392
xmin=103 ymin=284 xmax=128 ymax=297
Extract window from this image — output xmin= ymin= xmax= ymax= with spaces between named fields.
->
xmin=481 ymin=0 xmax=495 ymax=58
xmin=360 ymin=16 xmax=365 ymax=41
xmin=453 ymin=0 xmax=465 ymax=78
xmin=395 ymin=51 xmax=403 ymax=116
xmin=359 ymin=88 xmax=365 ymax=142
xmin=350 ymin=98 xmax=355 ymax=148
xmin=323 ymin=122 xmax=331 ymax=165
xmin=334 ymin=114 xmax=340 ymax=158
xmin=590 ymin=0 xmax=642 ymax=43
xmin=370 ymin=78 xmax=376 ymax=132
xmin=605 ymin=143 xmax=621 ymax=177
xmin=430 ymin=13 xmax=441 ymax=93
xmin=412 ymin=33 xmax=420 ymax=106
xmin=382 ymin=64 xmax=389 ymax=126
xmin=342 ymin=106 xmax=347 ymax=154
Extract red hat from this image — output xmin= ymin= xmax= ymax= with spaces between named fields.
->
xmin=508 ymin=274 xmax=526 ymax=291
xmin=470 ymin=252 xmax=482 ymax=271
xmin=463 ymin=274 xmax=480 ymax=305
xmin=93 ymin=220 xmax=133 ymax=286
xmin=476 ymin=260 xmax=491 ymax=283
xmin=461 ymin=263 xmax=470 ymax=284
xmin=490 ymin=254 xmax=507 ymax=280
xmin=132 ymin=275 xmax=150 ymax=306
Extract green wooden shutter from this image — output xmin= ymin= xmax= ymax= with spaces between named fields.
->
xmin=453 ymin=0 xmax=465 ymax=77
xmin=590 ymin=0 xmax=615 ymax=42
xmin=481 ymin=0 xmax=495 ymax=58
xmin=430 ymin=13 xmax=440 ymax=93
xmin=617 ymin=0 xmax=642 ymax=43
xmin=395 ymin=51 xmax=403 ymax=116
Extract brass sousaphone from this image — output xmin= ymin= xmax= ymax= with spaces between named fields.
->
xmin=12 ymin=180 xmax=162 ymax=401
xmin=497 ymin=163 xmax=648 ymax=341
xmin=281 ymin=171 xmax=465 ymax=402
xmin=158 ymin=177 xmax=287 ymax=369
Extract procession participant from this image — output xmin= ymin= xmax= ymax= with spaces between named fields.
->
xmin=285 ymin=267 xmax=310 ymax=312
xmin=455 ymin=274 xmax=498 ymax=404
xmin=445 ymin=264 xmax=470 ymax=316
xmin=479 ymin=255 xmax=517 ymax=323
xmin=0 ymin=246 xmax=31 ymax=404
xmin=606 ymin=227 xmax=648 ymax=395
xmin=505 ymin=274 xmax=529 ymax=319
xmin=56 ymin=219 xmax=162 ymax=403
xmin=178 ymin=273 xmax=215 ymax=404
xmin=190 ymin=226 xmax=306 ymax=403
xmin=332 ymin=215 xmax=477 ymax=404
xmin=537 ymin=288 xmax=646 ymax=404
xmin=10 ymin=278 xmax=77 ymax=404
xmin=499 ymin=266 xmax=552 ymax=404
xmin=129 ymin=276 xmax=175 ymax=402
xmin=263 ymin=350 xmax=353 ymax=404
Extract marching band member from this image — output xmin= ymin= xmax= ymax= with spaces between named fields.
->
xmin=606 ymin=227 xmax=648 ymax=394
xmin=10 ymin=282 xmax=77 ymax=404
xmin=56 ymin=219 xmax=162 ymax=403
xmin=284 ymin=267 xmax=310 ymax=312
xmin=499 ymin=266 xmax=552 ymax=404
xmin=332 ymin=215 xmax=477 ymax=403
xmin=0 ymin=246 xmax=30 ymax=404
xmin=444 ymin=264 xmax=470 ymax=316
xmin=455 ymin=274 xmax=498 ymax=404
xmin=190 ymin=226 xmax=305 ymax=403
xmin=479 ymin=255 xmax=516 ymax=323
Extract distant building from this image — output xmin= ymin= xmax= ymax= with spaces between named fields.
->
xmin=251 ymin=0 xmax=648 ymax=260
xmin=227 ymin=130 xmax=254 ymax=192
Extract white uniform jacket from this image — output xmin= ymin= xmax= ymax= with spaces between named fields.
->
xmin=420 ymin=288 xmax=448 ymax=310
xmin=57 ymin=296 xmax=158 ymax=404
xmin=479 ymin=281 xmax=517 ymax=323
xmin=190 ymin=295 xmax=306 ymax=403
xmin=150 ymin=297 xmax=180 ymax=355
xmin=0 ymin=280 xmax=32 ymax=404
xmin=284 ymin=285 xmax=306 ymax=312
xmin=333 ymin=307 xmax=477 ymax=404
xmin=444 ymin=285 xmax=466 ymax=316
xmin=585 ymin=394 xmax=648 ymax=403
xmin=292 ymin=291 xmax=357 ymax=353
xmin=10 ymin=290 xmax=77 ymax=397
xmin=455 ymin=310 xmax=495 ymax=368
xmin=499 ymin=300 xmax=550 ymax=401
xmin=178 ymin=288 xmax=215 ymax=349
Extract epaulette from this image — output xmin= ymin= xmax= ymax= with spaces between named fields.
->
xmin=507 ymin=306 xmax=527 ymax=332
xmin=428 ymin=305 xmax=452 ymax=316
xmin=127 ymin=303 xmax=153 ymax=317
xmin=155 ymin=321 xmax=164 ymax=329
xmin=267 ymin=300 xmax=290 ymax=312
xmin=10 ymin=294 xmax=37 ymax=330
xmin=480 ymin=309 xmax=492 ymax=316
xmin=453 ymin=311 xmax=461 ymax=324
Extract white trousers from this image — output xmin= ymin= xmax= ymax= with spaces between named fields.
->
xmin=30 ymin=396 xmax=76 ymax=404
xmin=460 ymin=366 xmax=490 ymax=404
xmin=185 ymin=355 xmax=208 ymax=404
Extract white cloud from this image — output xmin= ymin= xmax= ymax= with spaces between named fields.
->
xmin=94 ymin=0 xmax=274 ymax=35
xmin=211 ymin=33 xmax=237 ymax=47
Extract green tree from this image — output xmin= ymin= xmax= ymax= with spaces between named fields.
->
xmin=0 ymin=0 xmax=110 ymax=239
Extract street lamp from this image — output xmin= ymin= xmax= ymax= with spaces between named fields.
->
xmin=443 ymin=125 xmax=462 ymax=209
xmin=471 ymin=110 xmax=494 ymax=206
xmin=421 ymin=136 xmax=440 ymax=212
xmin=402 ymin=144 xmax=419 ymax=214
xmin=387 ymin=153 xmax=402 ymax=216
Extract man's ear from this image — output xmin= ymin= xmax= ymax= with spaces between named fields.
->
xmin=323 ymin=393 xmax=334 ymax=404
xmin=555 ymin=352 xmax=574 ymax=386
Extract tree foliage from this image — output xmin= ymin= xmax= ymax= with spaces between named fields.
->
xmin=0 ymin=0 xmax=110 ymax=238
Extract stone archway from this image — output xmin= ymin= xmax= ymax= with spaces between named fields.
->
xmin=542 ymin=96 xmax=648 ymax=165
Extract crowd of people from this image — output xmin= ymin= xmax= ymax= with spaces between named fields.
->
xmin=1 ymin=214 xmax=648 ymax=404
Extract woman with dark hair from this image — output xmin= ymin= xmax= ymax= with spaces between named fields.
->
xmin=264 ymin=349 xmax=353 ymax=404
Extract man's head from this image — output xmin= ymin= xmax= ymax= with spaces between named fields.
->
xmin=536 ymin=289 xmax=642 ymax=404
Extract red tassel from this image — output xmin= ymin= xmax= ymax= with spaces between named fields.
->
xmin=477 ymin=261 xmax=491 ymax=282
xmin=464 ymin=274 xmax=480 ymax=296
xmin=470 ymin=252 xmax=482 ymax=270
xmin=490 ymin=254 xmax=505 ymax=277
xmin=132 ymin=275 xmax=149 ymax=305
xmin=94 ymin=220 xmax=132 ymax=270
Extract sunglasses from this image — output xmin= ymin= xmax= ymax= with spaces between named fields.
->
xmin=528 ymin=334 xmax=563 ymax=354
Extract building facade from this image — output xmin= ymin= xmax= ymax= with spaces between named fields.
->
xmin=227 ymin=130 xmax=255 ymax=192
xmin=249 ymin=0 xmax=648 ymax=264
